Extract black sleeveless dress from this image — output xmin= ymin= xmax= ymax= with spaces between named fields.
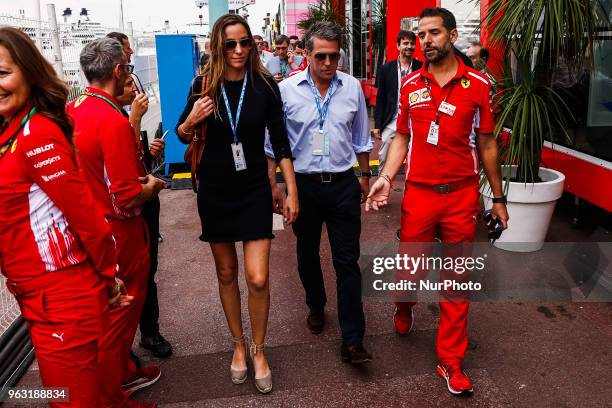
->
xmin=178 ymin=73 xmax=292 ymax=242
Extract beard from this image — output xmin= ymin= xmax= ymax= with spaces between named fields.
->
xmin=424 ymin=42 xmax=452 ymax=63
xmin=402 ymin=48 xmax=415 ymax=59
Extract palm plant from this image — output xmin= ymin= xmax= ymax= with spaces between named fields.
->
xmin=297 ymin=0 xmax=355 ymax=48
xmin=372 ymin=0 xmax=387 ymax=73
xmin=483 ymin=0 xmax=610 ymax=183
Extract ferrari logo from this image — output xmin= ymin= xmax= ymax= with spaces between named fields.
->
xmin=10 ymin=139 xmax=17 ymax=153
xmin=74 ymin=94 xmax=88 ymax=107
xmin=461 ymin=78 xmax=471 ymax=89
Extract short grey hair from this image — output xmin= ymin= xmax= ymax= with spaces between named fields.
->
xmin=80 ymin=38 xmax=124 ymax=83
xmin=303 ymin=22 xmax=343 ymax=52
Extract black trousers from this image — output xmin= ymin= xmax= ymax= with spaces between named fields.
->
xmin=139 ymin=197 xmax=160 ymax=337
xmin=292 ymin=171 xmax=365 ymax=345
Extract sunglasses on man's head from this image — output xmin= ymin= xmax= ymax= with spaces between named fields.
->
xmin=224 ymin=38 xmax=253 ymax=50
xmin=313 ymin=52 xmax=341 ymax=63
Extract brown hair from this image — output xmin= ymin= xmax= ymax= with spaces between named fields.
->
xmin=203 ymin=14 xmax=271 ymax=117
xmin=0 ymin=27 xmax=73 ymax=142
xmin=106 ymin=31 xmax=128 ymax=43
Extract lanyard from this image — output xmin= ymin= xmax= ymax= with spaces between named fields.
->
xmin=221 ymin=71 xmax=248 ymax=144
xmin=397 ymin=58 xmax=412 ymax=84
xmin=424 ymin=77 xmax=458 ymax=124
xmin=0 ymin=106 xmax=37 ymax=160
xmin=307 ymin=72 xmax=337 ymax=132
xmin=397 ymin=59 xmax=412 ymax=108
xmin=82 ymin=90 xmax=122 ymax=114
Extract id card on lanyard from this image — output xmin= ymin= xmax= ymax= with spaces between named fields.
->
xmin=221 ymin=72 xmax=248 ymax=171
xmin=423 ymin=78 xmax=458 ymax=146
xmin=307 ymin=72 xmax=337 ymax=156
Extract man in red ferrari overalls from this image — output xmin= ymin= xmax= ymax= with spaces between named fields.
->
xmin=68 ymin=37 xmax=167 ymax=402
xmin=367 ymin=7 xmax=509 ymax=396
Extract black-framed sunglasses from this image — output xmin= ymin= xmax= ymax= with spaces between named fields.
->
xmin=224 ymin=38 xmax=253 ymax=50
xmin=131 ymin=73 xmax=144 ymax=94
xmin=313 ymin=52 xmax=341 ymax=63
xmin=120 ymin=64 xmax=135 ymax=74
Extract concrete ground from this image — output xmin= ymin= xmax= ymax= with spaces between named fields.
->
xmin=14 ymin=180 xmax=612 ymax=407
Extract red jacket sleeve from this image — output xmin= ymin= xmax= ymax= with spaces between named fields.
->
xmin=21 ymin=117 xmax=117 ymax=287
xmin=99 ymin=117 xmax=143 ymax=210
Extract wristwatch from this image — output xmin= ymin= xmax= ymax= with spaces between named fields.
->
xmin=492 ymin=195 xmax=507 ymax=204
xmin=360 ymin=171 xmax=372 ymax=177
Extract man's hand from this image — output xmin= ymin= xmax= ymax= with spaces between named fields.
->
xmin=491 ymin=203 xmax=509 ymax=229
xmin=271 ymin=183 xmax=285 ymax=215
xmin=185 ymin=96 xmax=214 ymax=130
xmin=366 ymin=177 xmax=392 ymax=211
xmin=287 ymin=50 xmax=295 ymax=64
xmin=359 ymin=176 xmax=370 ymax=204
xmin=284 ymin=192 xmax=299 ymax=224
xmin=108 ymin=278 xmax=134 ymax=308
xmin=149 ymin=138 xmax=165 ymax=159
xmin=139 ymin=174 xmax=168 ymax=196
xmin=371 ymin=129 xmax=382 ymax=140
xmin=130 ymin=93 xmax=149 ymax=121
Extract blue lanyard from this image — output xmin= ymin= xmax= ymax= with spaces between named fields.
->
xmin=221 ymin=72 xmax=248 ymax=143
xmin=307 ymin=71 xmax=337 ymax=133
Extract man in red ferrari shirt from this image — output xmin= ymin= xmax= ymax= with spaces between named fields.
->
xmin=367 ymin=8 xmax=509 ymax=396
xmin=67 ymin=37 xmax=167 ymax=400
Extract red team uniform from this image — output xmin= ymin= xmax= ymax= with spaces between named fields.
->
xmin=0 ymin=106 xmax=118 ymax=407
xmin=396 ymin=57 xmax=494 ymax=366
xmin=68 ymin=87 xmax=152 ymax=401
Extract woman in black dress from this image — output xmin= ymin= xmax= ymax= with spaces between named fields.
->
xmin=176 ymin=14 xmax=298 ymax=394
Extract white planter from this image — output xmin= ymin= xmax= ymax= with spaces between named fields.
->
xmin=481 ymin=166 xmax=565 ymax=252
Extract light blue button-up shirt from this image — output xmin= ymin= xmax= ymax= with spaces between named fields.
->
xmin=265 ymin=68 xmax=372 ymax=173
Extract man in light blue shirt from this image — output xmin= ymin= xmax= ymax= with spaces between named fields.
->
xmin=265 ymin=21 xmax=373 ymax=364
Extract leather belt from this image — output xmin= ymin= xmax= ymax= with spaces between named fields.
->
xmin=408 ymin=176 xmax=478 ymax=194
xmin=297 ymin=169 xmax=353 ymax=183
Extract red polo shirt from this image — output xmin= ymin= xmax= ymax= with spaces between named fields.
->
xmin=397 ymin=57 xmax=494 ymax=184
xmin=67 ymin=87 xmax=143 ymax=220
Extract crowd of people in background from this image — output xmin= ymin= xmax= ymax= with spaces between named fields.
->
xmin=0 ymin=6 xmax=508 ymax=407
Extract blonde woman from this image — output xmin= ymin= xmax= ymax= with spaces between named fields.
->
xmin=177 ymin=14 xmax=298 ymax=394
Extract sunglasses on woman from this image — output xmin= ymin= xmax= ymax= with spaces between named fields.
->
xmin=313 ymin=52 xmax=341 ymax=63
xmin=224 ymin=38 xmax=253 ymax=50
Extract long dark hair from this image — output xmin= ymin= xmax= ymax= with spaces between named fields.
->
xmin=204 ymin=14 xmax=271 ymax=117
xmin=0 ymin=27 xmax=73 ymax=142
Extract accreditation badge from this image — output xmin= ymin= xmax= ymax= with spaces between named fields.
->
xmin=312 ymin=129 xmax=329 ymax=156
xmin=231 ymin=142 xmax=247 ymax=171
xmin=439 ymin=101 xmax=456 ymax=116
xmin=427 ymin=121 xmax=439 ymax=146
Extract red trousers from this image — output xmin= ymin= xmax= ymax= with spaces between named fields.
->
xmin=15 ymin=264 xmax=115 ymax=407
xmin=99 ymin=216 xmax=150 ymax=405
xmin=397 ymin=180 xmax=479 ymax=365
